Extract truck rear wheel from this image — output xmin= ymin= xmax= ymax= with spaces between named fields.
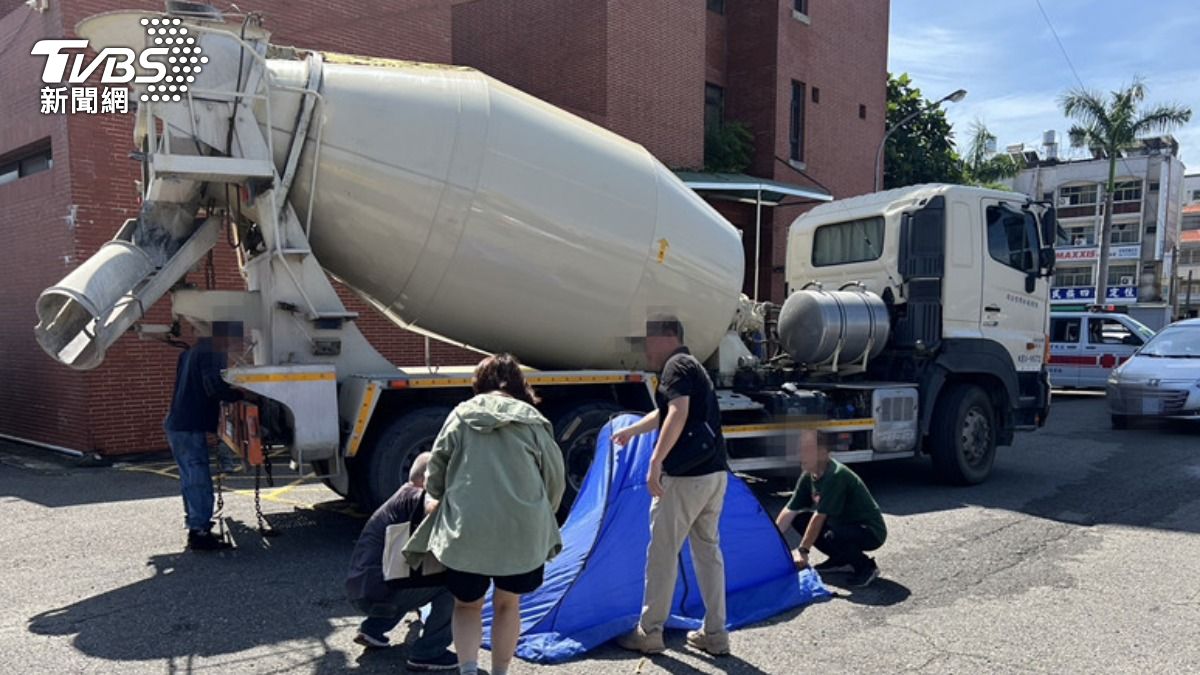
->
xmin=930 ymin=384 xmax=996 ymax=485
xmin=550 ymin=401 xmax=623 ymax=520
xmin=353 ymin=406 xmax=452 ymax=511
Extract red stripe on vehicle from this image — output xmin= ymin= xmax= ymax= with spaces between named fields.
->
xmin=1048 ymin=355 xmax=1098 ymax=365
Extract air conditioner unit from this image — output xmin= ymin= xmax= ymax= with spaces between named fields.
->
xmin=1119 ymin=275 xmax=1135 ymax=286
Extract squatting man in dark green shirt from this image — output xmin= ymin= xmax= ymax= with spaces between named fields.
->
xmin=775 ymin=436 xmax=888 ymax=588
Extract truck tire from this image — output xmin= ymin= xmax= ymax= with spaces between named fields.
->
xmin=549 ymin=401 xmax=623 ymax=520
xmin=354 ymin=406 xmax=452 ymax=511
xmin=930 ymin=384 xmax=996 ymax=485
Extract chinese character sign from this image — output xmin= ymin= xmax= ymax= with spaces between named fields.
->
xmin=30 ymin=16 xmax=203 ymax=115
xmin=39 ymin=86 xmax=128 ymax=115
xmin=1052 ymin=286 xmax=1138 ymax=303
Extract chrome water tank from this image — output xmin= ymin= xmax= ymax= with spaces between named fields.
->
xmin=777 ymin=289 xmax=890 ymax=366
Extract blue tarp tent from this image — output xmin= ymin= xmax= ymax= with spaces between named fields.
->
xmin=482 ymin=414 xmax=829 ymax=663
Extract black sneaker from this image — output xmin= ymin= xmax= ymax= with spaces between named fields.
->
xmin=353 ymin=631 xmax=389 ymax=649
xmin=847 ymin=560 xmax=880 ymax=588
xmin=813 ymin=558 xmax=854 ymax=574
xmin=406 ymin=650 xmax=458 ymax=672
xmin=187 ymin=529 xmax=232 ymax=552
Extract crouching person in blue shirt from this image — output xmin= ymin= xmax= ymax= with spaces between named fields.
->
xmin=346 ymin=453 xmax=457 ymax=671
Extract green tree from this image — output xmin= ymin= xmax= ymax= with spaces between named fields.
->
xmin=884 ymin=73 xmax=963 ymax=189
xmin=962 ymin=120 xmax=1020 ymax=189
xmin=704 ymin=120 xmax=754 ymax=174
xmin=1060 ymin=79 xmax=1191 ymax=301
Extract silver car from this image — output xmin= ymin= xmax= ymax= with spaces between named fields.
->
xmin=1106 ymin=318 xmax=1200 ymax=429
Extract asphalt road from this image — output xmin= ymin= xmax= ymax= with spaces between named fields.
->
xmin=2 ymin=391 xmax=1198 ymax=674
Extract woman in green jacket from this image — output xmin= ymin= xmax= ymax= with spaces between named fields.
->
xmin=404 ymin=354 xmax=566 ymax=675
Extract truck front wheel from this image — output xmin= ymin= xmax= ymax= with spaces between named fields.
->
xmin=930 ymin=384 xmax=996 ymax=485
xmin=353 ymin=406 xmax=452 ymax=511
xmin=550 ymin=401 xmax=623 ymax=521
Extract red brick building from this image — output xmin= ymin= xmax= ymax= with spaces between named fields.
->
xmin=0 ymin=0 xmax=887 ymax=455
xmin=453 ymin=0 xmax=890 ymax=301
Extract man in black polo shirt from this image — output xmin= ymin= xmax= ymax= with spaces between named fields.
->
xmin=615 ymin=316 xmax=730 ymax=657
xmin=775 ymin=437 xmax=887 ymax=588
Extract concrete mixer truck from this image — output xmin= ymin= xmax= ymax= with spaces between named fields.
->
xmin=34 ymin=7 xmax=1056 ymax=511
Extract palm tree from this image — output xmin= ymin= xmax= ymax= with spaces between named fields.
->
xmin=1060 ymin=79 xmax=1191 ymax=303
xmin=963 ymin=120 xmax=1019 ymax=189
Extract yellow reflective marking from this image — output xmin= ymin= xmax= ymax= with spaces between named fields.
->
xmin=724 ymin=418 xmax=875 ymax=434
xmin=231 ymin=372 xmax=335 ymax=384
xmin=346 ymin=382 xmax=380 ymax=457
xmin=656 ymin=238 xmax=670 ymax=263
xmin=527 ymin=375 xmax=629 ymax=385
xmin=399 ymin=374 xmax=632 ymax=388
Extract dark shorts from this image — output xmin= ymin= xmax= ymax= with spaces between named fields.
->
xmin=445 ymin=566 xmax=545 ymax=602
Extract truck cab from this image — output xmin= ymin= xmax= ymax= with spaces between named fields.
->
xmin=777 ymin=184 xmax=1056 ymax=483
xmin=1049 ymin=309 xmax=1155 ymax=388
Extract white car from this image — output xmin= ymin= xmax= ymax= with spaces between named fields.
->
xmin=1106 ymin=318 xmax=1200 ymax=428
xmin=1049 ymin=311 xmax=1155 ymax=389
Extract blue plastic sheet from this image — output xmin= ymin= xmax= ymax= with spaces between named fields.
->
xmin=481 ymin=414 xmax=829 ymax=663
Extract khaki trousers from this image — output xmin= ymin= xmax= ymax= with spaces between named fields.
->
xmin=639 ymin=471 xmax=728 ymax=636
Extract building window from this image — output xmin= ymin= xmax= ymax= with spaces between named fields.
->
xmin=707 ymin=0 xmax=724 ymax=14
xmin=811 ymin=87 xmax=820 ymax=104
xmin=794 ymin=0 xmax=809 ymax=16
xmin=1060 ymin=223 xmax=1097 ymax=247
xmin=859 ymin=104 xmax=866 ymax=119
xmin=0 ymin=140 xmax=53 ymax=188
xmin=812 ymin=216 xmax=884 ymax=267
xmin=1191 ymin=189 xmax=1200 ymax=201
xmin=986 ymin=203 xmax=1039 ymax=272
xmin=1148 ymin=181 xmax=1160 ymax=192
xmin=1109 ymin=222 xmax=1139 ymax=245
xmin=790 ymin=80 xmax=806 ymax=163
xmin=704 ymin=83 xmax=724 ymax=137
xmin=1107 ymin=264 xmax=1138 ymax=287
xmin=1112 ymin=180 xmax=1142 ymax=202
xmin=1053 ymin=266 xmax=1093 ymax=288
xmin=1058 ymin=184 xmax=1098 ymax=207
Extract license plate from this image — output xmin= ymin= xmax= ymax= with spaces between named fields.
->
xmin=1141 ymin=398 xmax=1162 ymax=415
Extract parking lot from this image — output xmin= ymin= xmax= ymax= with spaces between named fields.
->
xmin=2 ymin=391 xmax=1198 ymax=674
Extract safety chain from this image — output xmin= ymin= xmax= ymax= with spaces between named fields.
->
xmin=254 ymin=463 xmax=280 ymax=537
xmin=214 ymin=470 xmax=227 ymax=543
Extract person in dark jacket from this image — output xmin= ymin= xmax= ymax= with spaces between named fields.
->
xmin=163 ymin=321 xmax=243 ymax=551
xmin=346 ymin=452 xmax=456 ymax=672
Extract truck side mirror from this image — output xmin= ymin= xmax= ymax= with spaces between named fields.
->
xmin=1039 ymin=246 xmax=1056 ymax=276
xmin=1040 ymin=207 xmax=1057 ymax=246
xmin=1025 ymin=272 xmax=1037 ymax=294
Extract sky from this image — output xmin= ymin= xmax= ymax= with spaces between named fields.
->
xmin=888 ymin=0 xmax=1200 ymax=168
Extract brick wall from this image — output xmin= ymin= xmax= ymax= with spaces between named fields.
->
xmin=0 ymin=2 xmax=90 ymax=450
xmin=604 ymin=0 xmax=705 ymax=169
xmin=768 ymin=0 xmax=889 ymax=302
xmin=2 ymin=0 xmax=476 ymax=455
xmin=452 ymin=0 xmax=608 ymax=126
xmin=453 ymin=0 xmax=705 ymax=169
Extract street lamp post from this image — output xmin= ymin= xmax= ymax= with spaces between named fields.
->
xmin=874 ymin=88 xmax=967 ymax=192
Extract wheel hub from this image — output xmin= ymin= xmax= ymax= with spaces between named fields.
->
xmin=959 ymin=407 xmax=992 ymax=466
